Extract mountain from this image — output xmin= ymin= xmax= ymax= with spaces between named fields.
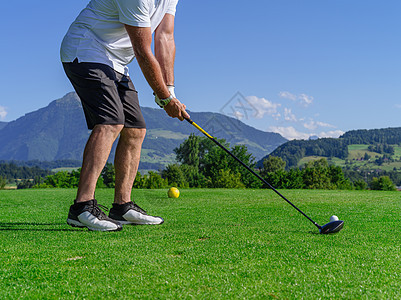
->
xmin=258 ymin=127 xmax=401 ymax=169
xmin=0 ymin=92 xmax=287 ymax=170
xmin=0 ymin=93 xmax=89 ymax=162
xmin=0 ymin=122 xmax=7 ymax=130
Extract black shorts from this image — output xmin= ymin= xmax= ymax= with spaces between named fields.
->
xmin=63 ymin=59 xmax=146 ymax=130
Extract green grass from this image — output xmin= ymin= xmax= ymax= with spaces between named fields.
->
xmin=344 ymin=144 xmax=401 ymax=172
xmin=374 ymin=161 xmax=401 ymax=172
xmin=298 ymin=145 xmax=401 ymax=173
xmin=1 ymin=189 xmax=401 ymax=299
xmin=298 ymin=155 xmax=326 ymax=167
xmin=3 ymin=184 xmax=17 ymax=190
xmin=348 ymin=149 xmax=379 ymax=161
xmin=147 ymin=129 xmax=188 ymax=140
xmin=348 ymin=144 xmax=369 ymax=151
xmin=51 ymin=167 xmax=80 ymax=173
xmin=139 ymin=149 xmax=176 ymax=166
xmin=328 ymin=156 xmax=346 ymax=167
xmin=393 ymin=146 xmax=401 ymax=159
xmin=298 ymin=156 xmax=348 ymax=168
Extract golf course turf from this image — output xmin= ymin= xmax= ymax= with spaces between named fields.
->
xmin=1 ymin=188 xmax=401 ymax=299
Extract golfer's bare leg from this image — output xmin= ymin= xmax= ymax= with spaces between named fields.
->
xmin=76 ymin=124 xmax=124 ymax=203
xmin=114 ymin=128 xmax=146 ymax=204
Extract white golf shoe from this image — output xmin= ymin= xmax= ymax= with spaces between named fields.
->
xmin=109 ymin=201 xmax=164 ymax=225
xmin=67 ymin=199 xmax=122 ymax=231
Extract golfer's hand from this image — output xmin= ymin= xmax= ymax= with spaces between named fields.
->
xmin=164 ymin=98 xmax=190 ymax=121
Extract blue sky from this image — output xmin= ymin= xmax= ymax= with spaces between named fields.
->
xmin=1 ymin=0 xmax=400 ymax=140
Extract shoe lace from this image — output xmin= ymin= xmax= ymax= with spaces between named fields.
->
xmin=133 ymin=203 xmax=147 ymax=215
xmin=90 ymin=201 xmax=109 ymax=217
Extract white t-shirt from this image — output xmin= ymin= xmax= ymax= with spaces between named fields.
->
xmin=61 ymin=0 xmax=178 ymax=75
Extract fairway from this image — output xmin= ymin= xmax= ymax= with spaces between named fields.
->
xmin=1 ymin=189 xmax=401 ymax=299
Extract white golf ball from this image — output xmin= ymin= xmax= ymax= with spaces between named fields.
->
xmin=330 ymin=215 xmax=339 ymax=222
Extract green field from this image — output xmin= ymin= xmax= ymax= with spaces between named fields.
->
xmin=147 ymin=129 xmax=188 ymax=140
xmin=348 ymin=147 xmax=378 ymax=161
xmin=139 ymin=148 xmax=176 ymax=167
xmin=51 ymin=167 xmax=80 ymax=173
xmin=347 ymin=144 xmax=401 ymax=172
xmin=297 ymin=144 xmax=401 ymax=173
xmin=1 ymin=188 xmax=401 ymax=298
xmin=298 ymin=156 xmax=330 ymax=166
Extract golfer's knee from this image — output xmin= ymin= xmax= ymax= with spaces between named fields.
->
xmin=121 ymin=128 xmax=146 ymax=142
xmin=92 ymin=124 xmax=124 ymax=139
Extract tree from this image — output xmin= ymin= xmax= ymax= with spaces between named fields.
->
xmin=0 ymin=176 xmax=7 ymax=189
xmin=354 ymin=180 xmax=367 ymax=190
xmin=210 ymin=169 xmax=244 ymax=188
xmin=133 ymin=172 xmax=168 ymax=189
xmin=229 ymin=145 xmax=262 ymax=188
xmin=102 ymin=162 xmax=115 ymax=188
xmin=370 ymin=176 xmax=396 ymax=191
xmin=145 ymin=171 xmax=168 ymax=189
xmin=180 ymin=164 xmax=206 ymax=188
xmin=262 ymin=169 xmax=287 ymax=189
xmin=0 ymin=162 xmax=50 ymax=180
xmin=162 ymin=164 xmax=188 ymax=187
xmin=44 ymin=170 xmax=80 ymax=188
xmin=302 ymin=159 xmax=334 ymax=189
xmin=261 ymin=156 xmax=286 ymax=177
xmin=284 ymin=169 xmax=305 ymax=189
xmin=17 ymin=179 xmax=34 ymax=189
xmin=328 ymin=165 xmax=353 ymax=190
xmin=174 ymin=136 xmax=260 ymax=188
xmin=133 ymin=172 xmax=146 ymax=189
xmin=201 ymin=141 xmax=261 ymax=188
xmin=174 ymin=134 xmax=200 ymax=167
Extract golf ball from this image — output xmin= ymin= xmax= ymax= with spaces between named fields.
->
xmin=168 ymin=187 xmax=180 ymax=198
xmin=330 ymin=215 xmax=339 ymax=222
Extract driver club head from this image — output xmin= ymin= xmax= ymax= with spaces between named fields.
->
xmin=319 ymin=220 xmax=344 ymax=234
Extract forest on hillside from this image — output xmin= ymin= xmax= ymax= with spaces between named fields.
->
xmin=262 ymin=127 xmax=401 ymax=170
xmin=1 ymin=135 xmax=397 ymax=191
xmin=341 ymin=127 xmax=401 ymax=144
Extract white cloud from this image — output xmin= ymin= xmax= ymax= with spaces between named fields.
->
xmin=279 ymin=91 xmax=297 ymax=101
xmin=304 ymin=122 xmax=317 ymax=130
xmin=395 ymin=104 xmax=401 ymax=109
xmin=272 ymin=113 xmax=281 ymax=121
xmin=279 ymin=91 xmax=314 ymax=107
xmin=0 ymin=106 xmax=7 ymax=120
xmin=269 ymin=126 xmax=311 ymax=140
xmin=269 ymin=126 xmax=344 ymax=140
xmin=284 ymin=108 xmax=297 ymax=122
xmin=246 ymin=96 xmax=281 ymax=119
xmin=231 ymin=110 xmax=244 ymax=120
xmin=304 ymin=120 xmax=335 ymax=130
xmin=298 ymin=94 xmax=314 ymax=106
xmin=244 ymin=93 xmax=343 ymax=140
xmin=317 ymin=130 xmax=345 ymax=138
xmin=317 ymin=121 xmax=335 ymax=128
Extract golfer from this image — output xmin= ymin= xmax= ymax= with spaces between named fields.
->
xmin=61 ymin=0 xmax=189 ymax=231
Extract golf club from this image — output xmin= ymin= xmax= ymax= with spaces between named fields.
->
xmin=185 ymin=117 xmax=344 ymax=234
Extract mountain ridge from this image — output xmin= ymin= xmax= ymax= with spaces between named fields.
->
xmin=0 ymin=92 xmax=287 ymax=170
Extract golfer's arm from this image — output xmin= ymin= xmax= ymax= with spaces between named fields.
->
xmin=154 ymin=14 xmax=175 ymax=86
xmin=124 ymin=24 xmax=170 ymax=99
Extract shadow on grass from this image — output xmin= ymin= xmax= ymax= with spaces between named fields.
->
xmin=0 ymin=222 xmax=82 ymax=232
